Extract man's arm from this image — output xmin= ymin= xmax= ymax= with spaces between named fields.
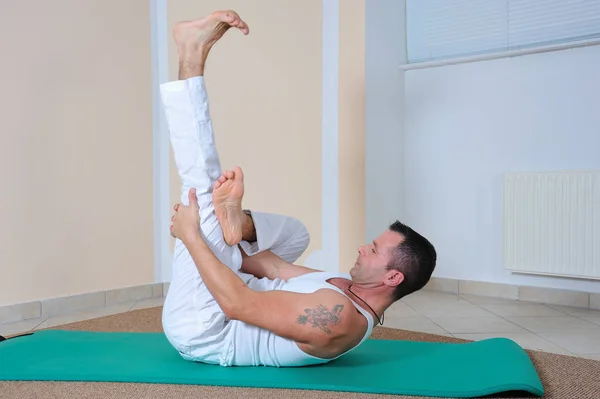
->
xmin=240 ymin=250 xmax=319 ymax=281
xmin=238 ymin=211 xmax=319 ymax=280
xmin=183 ymin=232 xmax=356 ymax=355
xmin=235 ymin=288 xmax=357 ymax=356
xmin=183 ymin=234 xmax=248 ymax=314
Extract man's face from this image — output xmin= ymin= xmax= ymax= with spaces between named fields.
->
xmin=350 ymin=230 xmax=404 ymax=284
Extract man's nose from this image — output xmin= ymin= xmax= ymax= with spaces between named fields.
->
xmin=358 ymin=246 xmax=365 ymax=256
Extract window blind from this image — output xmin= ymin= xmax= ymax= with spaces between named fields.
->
xmin=406 ymin=0 xmax=600 ymax=63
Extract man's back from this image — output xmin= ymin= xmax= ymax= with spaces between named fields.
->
xmin=226 ymin=271 xmax=374 ymax=367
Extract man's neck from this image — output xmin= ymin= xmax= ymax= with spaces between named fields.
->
xmin=349 ymin=284 xmax=390 ymax=316
xmin=329 ymin=279 xmax=391 ymax=323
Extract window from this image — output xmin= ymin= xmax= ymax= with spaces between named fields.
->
xmin=406 ymin=0 xmax=600 ymax=64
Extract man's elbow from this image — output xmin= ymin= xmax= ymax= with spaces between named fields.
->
xmin=220 ymin=290 xmax=252 ymax=320
xmin=312 ymin=328 xmax=349 ymax=353
xmin=220 ymin=299 xmax=247 ymax=320
xmin=304 ymin=335 xmax=343 ymax=359
xmin=312 ymin=335 xmax=333 ymax=349
xmin=221 ymin=302 xmax=237 ymax=320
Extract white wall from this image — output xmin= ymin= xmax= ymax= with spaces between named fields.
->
xmin=404 ymin=44 xmax=600 ymax=293
xmin=365 ymin=0 xmax=406 ymax=242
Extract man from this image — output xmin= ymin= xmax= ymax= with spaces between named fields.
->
xmin=163 ymin=10 xmax=436 ymax=368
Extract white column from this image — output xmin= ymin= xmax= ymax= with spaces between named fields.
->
xmin=320 ymin=0 xmax=340 ymax=272
xmin=365 ymin=0 xmax=407 ymax=242
xmin=150 ymin=0 xmax=172 ymax=282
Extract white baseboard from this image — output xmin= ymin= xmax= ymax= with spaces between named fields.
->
xmin=0 ymin=282 xmax=166 ymax=325
xmin=424 ymin=277 xmax=600 ymax=310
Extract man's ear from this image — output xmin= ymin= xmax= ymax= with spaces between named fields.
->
xmin=384 ymin=269 xmax=404 ymax=287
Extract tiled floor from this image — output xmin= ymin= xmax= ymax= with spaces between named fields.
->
xmin=1 ymin=291 xmax=599 ymax=361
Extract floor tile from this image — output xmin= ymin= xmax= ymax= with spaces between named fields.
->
xmin=583 ymin=317 xmax=600 ymax=326
xmin=519 ymin=286 xmax=589 ymax=308
xmin=480 ymin=303 xmax=568 ymax=317
xmin=459 ymin=295 xmax=520 ymax=306
xmin=130 ymin=297 xmax=165 ymax=310
xmin=506 ymin=316 xmax=600 ymax=333
xmin=548 ymin=305 xmax=600 ymax=318
xmin=410 ymin=301 xmax=496 ymax=318
xmin=36 ymin=302 xmax=135 ymax=329
xmin=383 ymin=316 xmax=452 ymax=336
xmin=580 ymin=354 xmax=600 ymax=361
xmin=452 ymin=333 xmax=573 ymax=355
xmin=385 ymin=301 xmax=420 ymax=317
xmin=0 ymin=317 xmax=48 ymax=336
xmin=402 ymin=291 xmax=464 ymax=306
xmin=428 ymin=317 xmax=526 ymax=334
xmin=539 ymin=332 xmax=600 ymax=355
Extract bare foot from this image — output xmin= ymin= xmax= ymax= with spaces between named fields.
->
xmin=213 ymin=166 xmax=246 ymax=246
xmin=173 ymin=10 xmax=249 ymax=77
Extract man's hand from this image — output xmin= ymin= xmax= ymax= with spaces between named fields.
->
xmin=170 ymin=188 xmax=201 ymax=243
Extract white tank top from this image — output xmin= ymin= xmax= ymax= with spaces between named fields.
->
xmin=226 ymin=271 xmax=375 ymax=367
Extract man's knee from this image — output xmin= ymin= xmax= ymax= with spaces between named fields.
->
xmin=288 ymin=216 xmax=310 ymax=252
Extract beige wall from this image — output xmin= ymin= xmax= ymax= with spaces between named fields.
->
xmin=0 ymin=0 xmax=367 ymax=307
xmin=0 ymin=0 xmax=154 ymax=305
xmin=338 ymin=0 xmax=366 ymax=272
xmin=166 ymin=1 xmax=323 ymax=263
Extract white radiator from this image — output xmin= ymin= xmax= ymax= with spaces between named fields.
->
xmin=503 ymin=171 xmax=600 ymax=280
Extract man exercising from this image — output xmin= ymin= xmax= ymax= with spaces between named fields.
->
xmin=162 ymin=10 xmax=437 ymax=367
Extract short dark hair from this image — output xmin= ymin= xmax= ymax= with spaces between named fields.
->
xmin=386 ymin=221 xmax=437 ymax=301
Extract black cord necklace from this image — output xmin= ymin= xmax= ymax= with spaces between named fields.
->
xmin=347 ymin=285 xmax=384 ymax=326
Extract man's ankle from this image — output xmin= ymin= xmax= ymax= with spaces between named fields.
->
xmin=178 ymin=59 xmax=205 ymax=79
xmin=242 ymin=210 xmax=257 ymax=243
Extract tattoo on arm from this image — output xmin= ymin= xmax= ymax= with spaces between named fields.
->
xmin=297 ymin=304 xmax=344 ymax=335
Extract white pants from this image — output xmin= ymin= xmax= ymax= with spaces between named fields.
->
xmin=160 ymin=77 xmax=310 ymax=364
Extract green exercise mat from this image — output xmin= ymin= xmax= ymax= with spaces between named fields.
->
xmin=0 ymin=330 xmax=543 ymax=398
